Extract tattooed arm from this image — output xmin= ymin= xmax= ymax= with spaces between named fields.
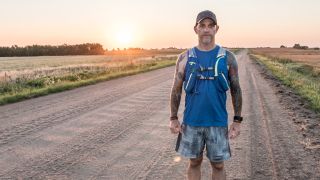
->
xmin=227 ymin=51 xmax=242 ymax=117
xmin=170 ymin=51 xmax=187 ymax=121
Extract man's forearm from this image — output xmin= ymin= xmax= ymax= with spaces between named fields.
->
xmin=170 ymin=70 xmax=184 ymax=119
xmin=170 ymin=87 xmax=182 ymax=119
xmin=230 ymin=82 xmax=242 ymax=116
xmin=169 ymin=53 xmax=185 ymax=120
xmin=227 ymin=51 xmax=243 ymax=117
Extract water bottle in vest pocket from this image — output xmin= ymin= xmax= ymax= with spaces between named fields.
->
xmin=217 ymin=72 xmax=230 ymax=92
xmin=184 ymin=67 xmax=197 ymax=93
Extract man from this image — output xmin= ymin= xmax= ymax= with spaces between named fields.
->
xmin=169 ymin=10 xmax=243 ymax=180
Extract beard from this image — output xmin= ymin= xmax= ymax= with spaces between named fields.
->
xmin=200 ymin=35 xmax=213 ymax=45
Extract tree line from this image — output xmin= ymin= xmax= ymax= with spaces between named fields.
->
xmin=0 ymin=43 xmax=105 ymax=57
xmin=280 ymin=44 xmax=319 ymax=50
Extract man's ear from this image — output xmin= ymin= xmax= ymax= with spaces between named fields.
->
xmin=215 ymin=25 xmax=219 ymax=33
xmin=194 ymin=25 xmax=198 ymax=34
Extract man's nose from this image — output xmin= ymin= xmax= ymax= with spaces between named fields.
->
xmin=203 ymin=26 xmax=210 ymax=32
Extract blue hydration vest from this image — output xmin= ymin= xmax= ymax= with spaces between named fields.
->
xmin=183 ymin=45 xmax=230 ymax=127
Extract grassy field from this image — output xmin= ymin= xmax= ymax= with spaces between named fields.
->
xmin=229 ymin=48 xmax=242 ymax=54
xmin=250 ymin=48 xmax=320 ymax=69
xmin=250 ymin=48 xmax=320 ymax=112
xmin=0 ymin=50 xmax=182 ymax=105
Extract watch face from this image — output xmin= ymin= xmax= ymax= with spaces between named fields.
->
xmin=234 ymin=116 xmax=243 ymax=121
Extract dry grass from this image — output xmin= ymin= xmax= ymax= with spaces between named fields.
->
xmin=249 ymin=49 xmax=320 ymax=112
xmin=0 ymin=52 xmax=179 ymax=105
xmin=250 ymin=48 xmax=320 ymax=68
xmin=0 ymin=54 xmax=178 ymax=83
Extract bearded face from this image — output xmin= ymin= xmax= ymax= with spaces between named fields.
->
xmin=194 ymin=18 xmax=219 ymax=46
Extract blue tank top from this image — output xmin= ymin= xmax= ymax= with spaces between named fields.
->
xmin=183 ymin=45 xmax=230 ymax=127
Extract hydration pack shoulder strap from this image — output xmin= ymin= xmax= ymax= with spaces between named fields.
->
xmin=214 ymin=47 xmax=226 ymax=77
xmin=187 ymin=47 xmax=197 ymax=58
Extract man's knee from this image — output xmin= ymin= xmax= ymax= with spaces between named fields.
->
xmin=210 ymin=161 xmax=224 ymax=170
xmin=189 ymin=157 xmax=203 ymax=168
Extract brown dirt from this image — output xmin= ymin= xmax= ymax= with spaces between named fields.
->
xmin=0 ymin=50 xmax=319 ymax=179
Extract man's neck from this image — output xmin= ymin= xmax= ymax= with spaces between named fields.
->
xmin=197 ymin=43 xmax=216 ymax=51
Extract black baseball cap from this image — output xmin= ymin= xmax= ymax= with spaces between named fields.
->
xmin=196 ymin=10 xmax=217 ymax=25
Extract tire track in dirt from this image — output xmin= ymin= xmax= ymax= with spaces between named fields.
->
xmin=0 ymin=67 xmax=175 ymax=177
xmin=0 ymin=69 xmax=166 ymax=120
xmin=1 ymin=81 xmax=173 ymax=179
xmin=0 ymin=68 xmax=173 ymax=147
xmin=250 ymin=69 xmax=278 ymax=179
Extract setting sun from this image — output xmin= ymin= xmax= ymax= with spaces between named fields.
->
xmin=108 ymin=23 xmax=139 ymax=49
xmin=116 ymin=30 xmax=132 ymax=45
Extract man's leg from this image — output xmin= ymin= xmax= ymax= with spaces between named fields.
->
xmin=210 ymin=161 xmax=226 ymax=180
xmin=205 ymin=126 xmax=230 ymax=180
xmin=187 ymin=157 xmax=203 ymax=180
xmin=176 ymin=125 xmax=205 ymax=179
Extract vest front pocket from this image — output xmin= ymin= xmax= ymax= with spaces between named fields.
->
xmin=184 ymin=70 xmax=197 ymax=93
xmin=217 ymin=72 xmax=230 ymax=92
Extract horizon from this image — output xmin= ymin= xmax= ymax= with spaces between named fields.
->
xmin=1 ymin=43 xmax=319 ymax=50
xmin=0 ymin=42 xmax=319 ymax=51
xmin=1 ymin=0 xmax=320 ymax=49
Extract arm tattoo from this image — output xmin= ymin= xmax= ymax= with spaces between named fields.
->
xmin=170 ymin=52 xmax=186 ymax=119
xmin=227 ymin=51 xmax=243 ymax=117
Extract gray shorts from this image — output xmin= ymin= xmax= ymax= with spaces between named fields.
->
xmin=176 ymin=124 xmax=231 ymax=162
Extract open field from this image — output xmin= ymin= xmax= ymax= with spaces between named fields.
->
xmin=0 ymin=49 xmax=184 ymax=71
xmin=250 ymin=48 xmax=320 ymax=69
xmin=0 ymin=53 xmax=180 ymax=78
xmin=0 ymin=50 xmax=182 ymax=105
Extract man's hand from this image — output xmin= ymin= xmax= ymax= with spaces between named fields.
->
xmin=228 ymin=122 xmax=241 ymax=139
xmin=170 ymin=119 xmax=181 ymax=134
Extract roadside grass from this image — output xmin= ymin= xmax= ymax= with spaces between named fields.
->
xmin=0 ymin=58 xmax=176 ymax=105
xmin=250 ymin=53 xmax=320 ymax=113
xmin=229 ymin=48 xmax=242 ymax=54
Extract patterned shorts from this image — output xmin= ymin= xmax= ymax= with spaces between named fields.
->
xmin=176 ymin=124 xmax=231 ymax=162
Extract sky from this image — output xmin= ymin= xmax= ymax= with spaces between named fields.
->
xmin=0 ymin=0 xmax=320 ymax=49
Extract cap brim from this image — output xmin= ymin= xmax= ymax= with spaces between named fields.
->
xmin=197 ymin=17 xmax=217 ymax=24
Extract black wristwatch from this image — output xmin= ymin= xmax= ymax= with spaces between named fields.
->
xmin=233 ymin=116 xmax=243 ymax=123
xmin=170 ymin=116 xmax=178 ymax=121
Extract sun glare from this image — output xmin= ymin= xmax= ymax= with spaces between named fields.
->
xmin=109 ymin=23 xmax=138 ymax=48
xmin=116 ymin=29 xmax=133 ymax=46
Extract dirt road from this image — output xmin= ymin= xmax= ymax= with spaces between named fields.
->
xmin=0 ymin=50 xmax=319 ymax=179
